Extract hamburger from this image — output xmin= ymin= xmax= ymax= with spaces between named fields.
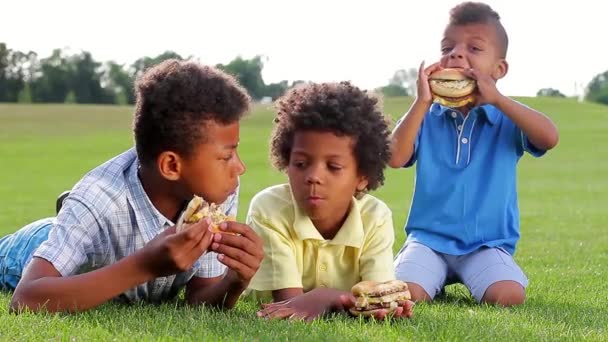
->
xmin=349 ymin=280 xmax=411 ymax=317
xmin=429 ymin=68 xmax=476 ymax=108
xmin=176 ymin=195 xmax=235 ymax=233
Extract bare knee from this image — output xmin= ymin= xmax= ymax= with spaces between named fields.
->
xmin=406 ymin=282 xmax=432 ymax=303
xmin=481 ymin=281 xmax=525 ymax=307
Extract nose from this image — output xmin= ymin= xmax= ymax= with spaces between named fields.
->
xmin=233 ymin=152 xmax=246 ymax=176
xmin=449 ymin=44 xmax=465 ymax=60
xmin=305 ymin=164 xmax=322 ymax=185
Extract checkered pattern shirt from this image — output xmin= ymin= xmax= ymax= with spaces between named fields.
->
xmin=34 ymin=148 xmax=235 ymax=303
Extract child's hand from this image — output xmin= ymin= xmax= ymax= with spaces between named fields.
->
xmin=463 ymin=68 xmax=506 ymax=106
xmin=210 ymin=221 xmax=264 ymax=287
xmin=416 ymin=61 xmax=442 ymax=104
xmin=337 ymin=294 xmax=415 ymax=320
xmin=256 ymin=288 xmax=339 ymax=321
xmin=138 ymin=218 xmax=214 ymax=278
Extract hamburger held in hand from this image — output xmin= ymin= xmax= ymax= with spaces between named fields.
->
xmin=176 ymin=195 xmax=235 ymax=234
xmin=349 ymin=280 xmax=411 ymax=317
xmin=429 ymin=68 xmax=476 ymax=108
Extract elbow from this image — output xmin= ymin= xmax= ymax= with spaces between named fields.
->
xmin=546 ymin=130 xmax=559 ymax=150
xmin=10 ymin=289 xmax=41 ymax=314
xmin=388 ymin=158 xmax=404 ymax=169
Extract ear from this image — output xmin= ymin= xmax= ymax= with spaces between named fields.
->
xmin=492 ymin=59 xmax=509 ymax=80
xmin=157 ymin=151 xmax=182 ymax=181
xmin=356 ymin=176 xmax=369 ymax=193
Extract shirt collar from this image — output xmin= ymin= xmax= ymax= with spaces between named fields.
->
xmin=291 ymin=191 xmax=364 ymax=248
xmin=126 ymin=160 xmax=174 ymax=231
xmin=432 ymin=103 xmax=499 ymax=125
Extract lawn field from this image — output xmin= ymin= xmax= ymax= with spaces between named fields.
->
xmin=0 ymin=98 xmax=606 ymax=341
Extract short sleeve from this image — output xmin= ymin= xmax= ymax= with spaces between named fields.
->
xmin=359 ymin=211 xmax=396 ymax=282
xmin=246 ymin=213 xmax=301 ymax=291
xmin=33 ymin=197 xmax=103 ymax=276
xmin=516 ymin=129 xmax=546 ymax=158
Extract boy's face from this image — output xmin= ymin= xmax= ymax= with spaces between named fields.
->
xmin=287 ymin=131 xmax=368 ymax=233
xmin=440 ymin=23 xmax=507 ymax=80
xmin=178 ymin=121 xmax=245 ymax=205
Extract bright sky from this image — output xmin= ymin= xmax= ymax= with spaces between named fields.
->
xmin=2 ymin=0 xmax=605 ymax=97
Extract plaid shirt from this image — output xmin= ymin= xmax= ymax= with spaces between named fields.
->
xmin=34 ymin=148 xmax=235 ymax=303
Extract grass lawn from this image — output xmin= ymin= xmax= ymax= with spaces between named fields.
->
xmin=0 ymin=97 xmax=606 ymax=340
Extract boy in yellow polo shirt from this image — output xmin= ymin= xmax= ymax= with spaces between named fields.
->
xmin=248 ymin=81 xmax=414 ymax=321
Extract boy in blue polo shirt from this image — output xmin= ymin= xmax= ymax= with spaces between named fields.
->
xmin=390 ymin=2 xmax=559 ymax=306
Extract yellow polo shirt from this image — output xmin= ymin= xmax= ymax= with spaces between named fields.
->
xmin=246 ymin=184 xmax=395 ymax=297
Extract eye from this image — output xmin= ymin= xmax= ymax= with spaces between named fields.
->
xmin=441 ymin=46 xmax=452 ymax=54
xmin=327 ymin=163 xmax=343 ymax=172
xmin=221 ymin=153 xmax=234 ymax=161
xmin=291 ymin=160 xmax=307 ymax=169
xmin=470 ymin=46 xmax=483 ymax=52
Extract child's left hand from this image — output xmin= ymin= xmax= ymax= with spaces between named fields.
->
xmin=256 ymin=288 xmax=343 ymax=321
xmin=210 ymin=221 xmax=264 ymax=287
xmin=463 ymin=68 xmax=506 ymax=106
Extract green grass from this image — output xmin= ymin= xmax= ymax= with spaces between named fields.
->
xmin=0 ymin=98 xmax=607 ymax=340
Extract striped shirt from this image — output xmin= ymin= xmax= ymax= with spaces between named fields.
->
xmin=34 ymin=148 xmax=235 ymax=303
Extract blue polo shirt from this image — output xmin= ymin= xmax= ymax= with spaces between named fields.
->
xmin=404 ymin=103 xmax=545 ymax=256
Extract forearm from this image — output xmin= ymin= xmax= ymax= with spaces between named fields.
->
xmin=11 ymin=256 xmax=153 ymax=313
xmin=186 ymin=274 xmax=247 ymax=309
xmin=495 ymin=96 xmax=559 ymax=150
xmin=389 ymin=98 xmax=430 ymax=168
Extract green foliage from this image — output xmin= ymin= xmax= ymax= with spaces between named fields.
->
xmin=586 ymin=69 xmax=608 ymax=105
xmin=536 ymin=88 xmax=565 ymax=97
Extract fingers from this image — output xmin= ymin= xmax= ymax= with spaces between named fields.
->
xmin=424 ymin=62 xmax=442 ymax=76
xmin=219 ymin=222 xmax=263 ymax=246
xmin=216 ymin=253 xmax=256 ymax=280
xmin=211 ymin=242 xmax=260 ymax=271
xmin=187 ymin=226 xmax=214 ymax=260
xmin=258 ymin=306 xmax=295 ymax=320
xmin=212 ymin=227 xmax=264 ymax=261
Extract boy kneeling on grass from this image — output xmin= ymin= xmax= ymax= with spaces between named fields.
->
xmin=246 ymin=81 xmax=414 ymax=321
xmin=0 ymin=59 xmax=264 ymax=313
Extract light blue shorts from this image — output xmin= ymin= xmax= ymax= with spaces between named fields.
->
xmin=0 ymin=218 xmax=54 ymax=290
xmin=394 ymin=241 xmax=528 ymax=302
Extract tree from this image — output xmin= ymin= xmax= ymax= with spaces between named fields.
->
xmin=264 ymin=80 xmax=289 ymax=100
xmin=586 ymin=70 xmax=608 ymax=105
xmin=536 ymin=88 xmax=565 ymax=97
xmin=130 ymin=51 xmax=184 ymax=79
xmin=217 ymin=56 xmax=266 ymax=100
xmin=102 ymin=61 xmax=135 ymax=104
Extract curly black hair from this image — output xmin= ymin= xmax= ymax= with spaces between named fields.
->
xmin=133 ymin=59 xmax=251 ymax=166
xmin=270 ymin=81 xmax=391 ymax=192
xmin=449 ymin=2 xmax=508 ymax=58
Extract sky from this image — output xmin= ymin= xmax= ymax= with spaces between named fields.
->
xmin=1 ymin=0 xmax=605 ymax=97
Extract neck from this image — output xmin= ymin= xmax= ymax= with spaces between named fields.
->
xmin=311 ymin=202 xmax=352 ymax=240
xmin=138 ymin=165 xmax=184 ymax=223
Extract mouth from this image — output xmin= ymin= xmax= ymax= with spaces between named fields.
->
xmin=306 ymin=195 xmax=325 ymax=206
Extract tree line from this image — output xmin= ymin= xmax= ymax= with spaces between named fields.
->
xmin=1 ymin=42 xmax=608 ymax=106
xmin=0 ymin=43 xmax=299 ymax=105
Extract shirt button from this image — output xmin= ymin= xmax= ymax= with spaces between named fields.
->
xmin=320 ymin=264 xmax=327 ymax=271
xmin=461 ymin=137 xmax=469 ymax=144
xmin=450 ymin=112 xmax=457 ymax=118
xmin=457 ymin=125 xmax=463 ymax=131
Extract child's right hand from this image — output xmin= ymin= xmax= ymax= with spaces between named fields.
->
xmin=136 ymin=218 xmax=214 ymax=278
xmin=415 ymin=61 xmax=442 ymax=104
